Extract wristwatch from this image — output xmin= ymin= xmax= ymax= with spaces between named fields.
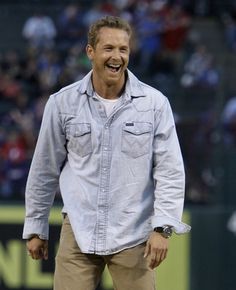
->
xmin=153 ymin=225 xmax=173 ymax=238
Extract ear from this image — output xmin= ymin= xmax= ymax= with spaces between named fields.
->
xmin=86 ymin=44 xmax=94 ymax=61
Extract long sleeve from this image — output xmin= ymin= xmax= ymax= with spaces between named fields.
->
xmin=23 ymin=95 xmax=67 ymax=239
xmin=152 ymin=98 xmax=190 ymax=234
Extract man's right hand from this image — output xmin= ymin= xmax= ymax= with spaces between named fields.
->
xmin=26 ymin=237 xmax=48 ymax=260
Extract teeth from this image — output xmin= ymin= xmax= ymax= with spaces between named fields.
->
xmin=108 ymin=64 xmax=121 ymax=68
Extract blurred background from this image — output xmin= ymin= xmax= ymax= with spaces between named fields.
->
xmin=0 ymin=0 xmax=236 ymax=289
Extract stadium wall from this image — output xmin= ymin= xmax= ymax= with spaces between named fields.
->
xmin=0 ymin=205 xmax=190 ymax=290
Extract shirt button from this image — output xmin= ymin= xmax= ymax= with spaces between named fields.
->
xmin=103 ymin=167 xmax=107 ymax=171
xmin=104 ymin=147 xmax=108 ymax=151
xmin=105 ymin=125 xmax=109 ymax=129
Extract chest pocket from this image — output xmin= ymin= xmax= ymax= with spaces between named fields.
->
xmin=121 ymin=122 xmax=152 ymax=158
xmin=67 ymin=123 xmax=92 ymax=157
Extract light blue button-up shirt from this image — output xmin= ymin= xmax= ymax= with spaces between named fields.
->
xmin=23 ymin=70 xmax=190 ymax=255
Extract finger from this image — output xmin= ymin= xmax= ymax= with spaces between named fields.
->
xmin=43 ymin=246 xmax=48 ymax=260
xmin=160 ymin=248 xmax=168 ymax=261
xmin=39 ymin=246 xmax=48 ymax=259
xmin=148 ymin=246 xmax=158 ymax=269
xmin=155 ymin=249 xmax=168 ymax=268
xmin=151 ymin=247 xmax=166 ymax=269
xmin=38 ymin=248 xmax=44 ymax=259
xmin=31 ymin=251 xmax=39 ymax=260
xmin=144 ymin=242 xmax=150 ymax=258
xmin=27 ymin=249 xmax=34 ymax=258
xmin=31 ymin=248 xmax=43 ymax=260
xmin=30 ymin=251 xmax=36 ymax=259
xmin=148 ymin=252 xmax=157 ymax=269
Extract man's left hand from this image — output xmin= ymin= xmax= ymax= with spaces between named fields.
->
xmin=144 ymin=232 xmax=169 ymax=269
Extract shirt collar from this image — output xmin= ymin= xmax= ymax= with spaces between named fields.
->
xmin=77 ymin=69 xmax=146 ymax=99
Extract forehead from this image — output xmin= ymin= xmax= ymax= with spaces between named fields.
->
xmin=96 ymin=27 xmax=130 ymax=45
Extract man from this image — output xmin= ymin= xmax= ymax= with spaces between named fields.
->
xmin=23 ymin=15 xmax=190 ymax=290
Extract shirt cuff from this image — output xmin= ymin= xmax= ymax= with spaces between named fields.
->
xmin=22 ymin=217 xmax=49 ymax=240
xmin=151 ymin=215 xmax=191 ymax=234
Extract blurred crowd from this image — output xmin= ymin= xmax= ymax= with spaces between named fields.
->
xmin=0 ymin=0 xmax=236 ymax=204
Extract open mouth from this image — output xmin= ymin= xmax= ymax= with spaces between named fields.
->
xmin=106 ymin=64 xmax=121 ymax=73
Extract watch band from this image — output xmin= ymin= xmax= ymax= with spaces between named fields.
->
xmin=153 ymin=226 xmax=173 ymax=238
xmin=153 ymin=227 xmax=165 ymax=233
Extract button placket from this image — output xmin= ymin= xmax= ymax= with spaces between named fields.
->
xmin=95 ymin=101 xmax=129 ymax=253
xmin=96 ymin=121 xmax=112 ymax=252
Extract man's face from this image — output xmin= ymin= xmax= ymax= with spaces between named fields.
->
xmin=86 ymin=27 xmax=130 ymax=87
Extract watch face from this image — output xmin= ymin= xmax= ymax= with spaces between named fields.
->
xmin=163 ymin=226 xmax=173 ymax=238
xmin=154 ymin=226 xmax=173 ymax=238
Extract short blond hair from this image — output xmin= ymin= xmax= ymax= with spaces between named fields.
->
xmin=87 ymin=15 xmax=132 ymax=48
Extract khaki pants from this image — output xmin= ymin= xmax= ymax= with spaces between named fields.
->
xmin=54 ymin=215 xmax=156 ymax=290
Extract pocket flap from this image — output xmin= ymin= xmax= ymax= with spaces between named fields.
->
xmin=71 ymin=123 xmax=91 ymax=137
xmin=123 ymin=122 xmax=152 ymax=135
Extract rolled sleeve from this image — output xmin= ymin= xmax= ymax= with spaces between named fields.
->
xmin=152 ymin=98 xmax=191 ymax=234
xmin=151 ymin=214 xmax=191 ymax=234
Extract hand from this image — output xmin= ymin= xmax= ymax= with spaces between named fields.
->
xmin=144 ymin=232 xmax=169 ymax=269
xmin=26 ymin=237 xmax=48 ymax=260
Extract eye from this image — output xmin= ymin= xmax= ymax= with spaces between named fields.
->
xmin=120 ymin=47 xmax=129 ymax=53
xmin=104 ymin=46 xmax=113 ymax=52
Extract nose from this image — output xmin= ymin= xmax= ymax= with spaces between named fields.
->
xmin=111 ymin=48 xmax=121 ymax=60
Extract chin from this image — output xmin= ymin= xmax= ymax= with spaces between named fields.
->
xmin=108 ymin=72 xmax=124 ymax=81
xmin=108 ymin=74 xmax=123 ymax=83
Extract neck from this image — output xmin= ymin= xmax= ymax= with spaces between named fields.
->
xmin=96 ymin=86 xmax=123 ymax=99
xmin=92 ymin=73 xmax=126 ymax=100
